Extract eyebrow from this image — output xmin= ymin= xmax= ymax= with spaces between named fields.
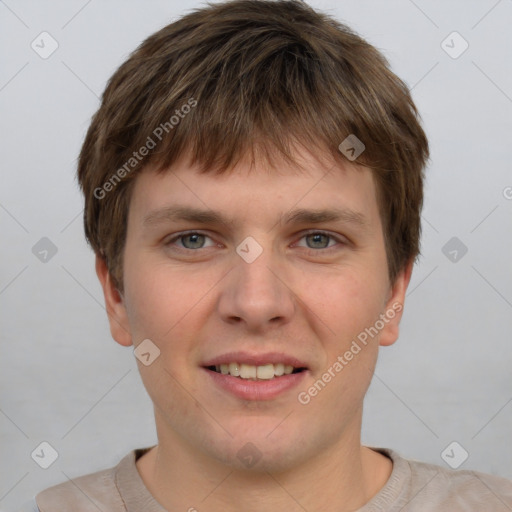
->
xmin=142 ymin=205 xmax=369 ymax=230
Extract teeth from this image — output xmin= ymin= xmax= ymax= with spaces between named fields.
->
xmin=228 ymin=362 xmax=240 ymax=376
xmin=213 ymin=362 xmax=302 ymax=379
xmin=240 ymin=363 xmax=257 ymax=379
xmin=256 ymin=364 xmax=275 ymax=380
xmin=284 ymin=364 xmax=293 ymax=375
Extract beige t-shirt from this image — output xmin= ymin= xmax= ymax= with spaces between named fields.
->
xmin=31 ymin=446 xmax=512 ymax=511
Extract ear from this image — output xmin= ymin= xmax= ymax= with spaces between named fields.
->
xmin=379 ymin=258 xmax=414 ymax=347
xmin=95 ymin=255 xmax=132 ymax=347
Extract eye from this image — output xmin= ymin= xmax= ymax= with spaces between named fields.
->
xmin=165 ymin=231 xmax=216 ymax=250
xmin=163 ymin=230 xmax=346 ymax=253
xmin=295 ymin=231 xmax=345 ymax=252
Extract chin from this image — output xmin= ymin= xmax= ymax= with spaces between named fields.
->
xmin=201 ymin=421 xmax=317 ymax=474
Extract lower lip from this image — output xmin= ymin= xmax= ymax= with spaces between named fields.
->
xmin=203 ymin=368 xmax=308 ymax=401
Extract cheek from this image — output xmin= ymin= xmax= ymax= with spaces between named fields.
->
xmin=309 ymin=267 xmax=387 ymax=341
xmin=305 ymin=267 xmax=389 ymax=410
xmin=121 ymin=258 xmax=210 ymax=411
xmin=121 ymin=252 xmax=217 ymax=347
xmin=123 ymin=269 xmax=171 ymax=340
xmin=122 ymin=248 xmax=177 ymax=339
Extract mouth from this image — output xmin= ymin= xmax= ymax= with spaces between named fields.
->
xmin=201 ymin=354 xmax=309 ymax=401
xmin=205 ymin=362 xmax=308 ymax=380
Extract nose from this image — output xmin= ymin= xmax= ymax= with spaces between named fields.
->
xmin=216 ymin=243 xmax=295 ymax=332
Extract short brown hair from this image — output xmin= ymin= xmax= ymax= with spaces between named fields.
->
xmin=78 ymin=0 xmax=429 ymax=291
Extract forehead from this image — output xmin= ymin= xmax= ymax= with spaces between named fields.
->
xmin=128 ymin=147 xmax=381 ymax=233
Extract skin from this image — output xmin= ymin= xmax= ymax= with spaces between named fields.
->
xmin=97 ymin=145 xmax=413 ymax=512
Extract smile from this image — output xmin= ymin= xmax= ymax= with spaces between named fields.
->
xmin=207 ymin=362 xmax=306 ymax=380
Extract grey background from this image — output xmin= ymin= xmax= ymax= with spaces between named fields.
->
xmin=1 ymin=0 xmax=511 ymax=509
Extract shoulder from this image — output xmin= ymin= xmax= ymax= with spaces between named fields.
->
xmin=34 ymin=453 xmax=133 ymax=512
xmin=381 ymin=447 xmax=512 ymax=511
xmin=409 ymin=455 xmax=512 ymax=503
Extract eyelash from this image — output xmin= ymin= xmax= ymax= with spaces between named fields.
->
xmin=164 ymin=230 xmax=346 ymax=254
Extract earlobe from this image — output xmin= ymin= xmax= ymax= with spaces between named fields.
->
xmin=95 ymin=255 xmax=133 ymax=347
xmin=379 ymin=259 xmax=414 ymax=347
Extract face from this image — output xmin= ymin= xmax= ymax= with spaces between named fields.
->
xmin=98 ymin=147 xmax=411 ymax=472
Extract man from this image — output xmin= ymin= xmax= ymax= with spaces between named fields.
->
xmin=24 ymin=0 xmax=512 ymax=510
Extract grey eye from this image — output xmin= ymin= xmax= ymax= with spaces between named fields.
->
xmin=180 ymin=233 xmax=207 ymax=249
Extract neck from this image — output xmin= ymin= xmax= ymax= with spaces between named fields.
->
xmin=136 ymin=418 xmax=392 ymax=511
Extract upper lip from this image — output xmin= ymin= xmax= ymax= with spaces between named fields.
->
xmin=202 ymin=351 xmax=309 ymax=369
